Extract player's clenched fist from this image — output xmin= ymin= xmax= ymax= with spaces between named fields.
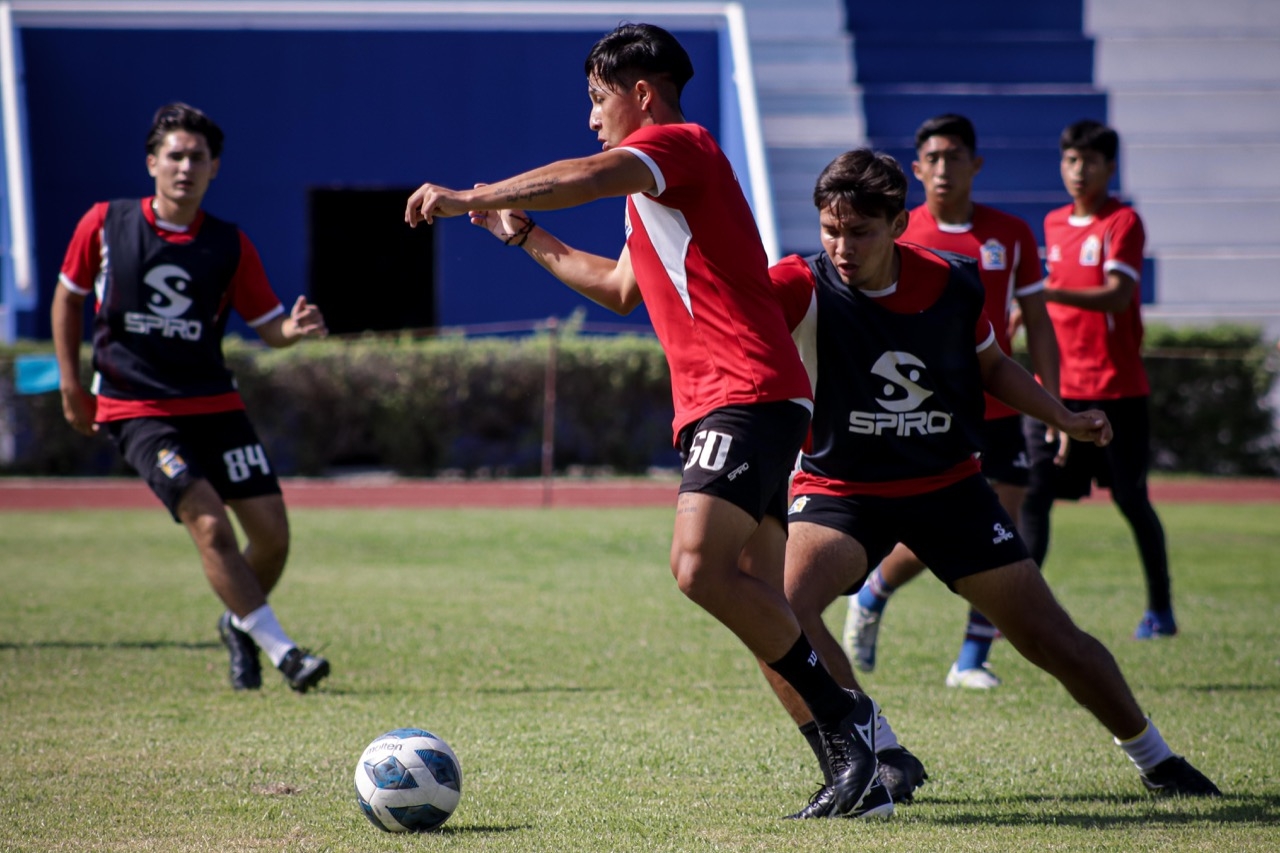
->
xmin=405 ymin=182 xmax=469 ymax=227
xmin=1060 ymin=409 xmax=1112 ymax=447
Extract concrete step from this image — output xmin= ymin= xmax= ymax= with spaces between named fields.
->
xmin=757 ymin=87 xmax=865 ymax=115
xmin=762 ymin=113 xmax=865 ymax=147
xmin=1086 ymin=0 xmax=1280 ymax=36
xmin=767 ymin=145 xmax=852 ymax=181
xmin=1122 ymin=143 xmax=1280 ymax=193
xmin=750 ymin=39 xmax=855 ymax=91
xmin=1109 ymin=90 xmax=1280 ymax=138
xmin=1153 ymin=252 xmax=1280 ymax=306
xmin=1138 ymin=198 xmax=1280 ymax=249
xmin=1095 ymin=37 xmax=1280 ymax=87
xmin=740 ymin=2 xmax=849 ymax=39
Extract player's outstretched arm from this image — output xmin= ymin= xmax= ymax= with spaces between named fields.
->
xmin=50 ymin=283 xmax=97 ymax=435
xmin=405 ymin=149 xmax=654 ymax=226
xmin=256 ymin=296 xmax=329 ymax=348
xmin=478 ymin=208 xmax=641 ymax=315
xmin=1044 ymin=270 xmax=1136 ymax=313
xmin=464 ymin=189 xmax=643 ymax=315
xmin=978 ymin=345 xmax=1111 ymax=446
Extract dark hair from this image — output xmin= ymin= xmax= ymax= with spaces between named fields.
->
xmin=145 ymin=102 xmax=224 ymax=159
xmin=1059 ymin=119 xmax=1119 ymax=161
xmin=813 ymin=149 xmax=908 ymax=221
xmin=915 ymin=113 xmax=977 ymax=153
xmin=585 ymin=23 xmax=694 ymax=98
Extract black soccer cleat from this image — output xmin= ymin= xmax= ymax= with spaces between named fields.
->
xmin=819 ymin=689 xmax=879 ymax=816
xmin=217 ymin=611 xmax=262 ymax=690
xmin=785 ymin=777 xmax=894 ymax=820
xmin=278 ymin=647 xmax=330 ymax=693
xmin=844 ymin=777 xmax=894 ymax=819
xmin=786 ymin=785 xmax=837 ymax=820
xmin=877 ymin=746 xmax=929 ymax=803
xmin=1140 ymin=755 xmax=1222 ymax=797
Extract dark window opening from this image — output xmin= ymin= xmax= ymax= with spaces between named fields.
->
xmin=309 ymin=188 xmax=435 ymax=334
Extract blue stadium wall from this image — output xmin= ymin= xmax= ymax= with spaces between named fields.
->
xmin=19 ymin=26 xmax=720 ymax=339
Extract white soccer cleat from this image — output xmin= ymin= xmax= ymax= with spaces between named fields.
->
xmin=945 ymin=662 xmax=1001 ymax=690
xmin=843 ymin=601 xmax=881 ymax=673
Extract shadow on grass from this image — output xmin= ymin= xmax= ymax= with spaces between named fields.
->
xmin=474 ymin=685 xmax=614 ymax=695
xmin=435 ymin=824 xmax=533 ymax=835
xmin=916 ymin=793 xmax=1280 ymax=826
xmin=305 ymin=685 xmax=614 ymax=698
xmin=0 ymin=639 xmax=218 ymax=650
xmin=1183 ymin=682 xmax=1280 ymax=693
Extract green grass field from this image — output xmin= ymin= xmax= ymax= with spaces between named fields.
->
xmin=1 ymin=502 xmax=1277 ymax=852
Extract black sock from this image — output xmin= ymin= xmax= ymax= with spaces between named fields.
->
xmin=766 ymin=634 xmax=854 ymax=727
xmin=800 ymin=720 xmax=833 ymax=785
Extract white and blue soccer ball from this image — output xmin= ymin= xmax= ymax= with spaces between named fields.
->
xmin=354 ymin=727 xmax=462 ymax=832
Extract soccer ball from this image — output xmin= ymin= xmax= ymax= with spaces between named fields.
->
xmin=354 ymin=727 xmax=463 ymax=832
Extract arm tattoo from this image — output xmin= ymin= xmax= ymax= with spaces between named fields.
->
xmin=502 ymin=178 xmax=558 ymax=204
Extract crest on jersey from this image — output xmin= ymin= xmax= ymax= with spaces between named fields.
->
xmin=1047 ymin=244 xmax=1062 ymax=264
xmin=157 ymin=449 xmax=188 ymax=479
xmin=1079 ymin=235 xmax=1102 ymax=266
xmin=979 ymin=239 xmax=1007 ymax=270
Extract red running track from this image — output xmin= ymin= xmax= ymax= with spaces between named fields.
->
xmin=0 ymin=475 xmax=1278 ymax=511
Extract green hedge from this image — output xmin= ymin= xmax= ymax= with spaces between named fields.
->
xmin=4 ymin=324 xmax=1277 ymax=477
xmin=1 ymin=331 xmax=675 ymax=477
xmin=1143 ymin=324 xmax=1279 ymax=475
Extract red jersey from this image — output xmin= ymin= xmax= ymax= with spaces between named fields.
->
xmin=772 ymin=246 xmax=996 ymax=497
xmin=1043 ymin=198 xmax=1149 ymax=399
xmin=59 ymin=198 xmax=283 ymax=422
xmin=618 ymin=123 xmax=812 ymax=438
xmin=902 ymin=203 xmax=1044 ymax=419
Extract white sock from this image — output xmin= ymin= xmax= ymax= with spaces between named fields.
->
xmin=1114 ymin=718 xmax=1175 ymax=773
xmin=875 ymin=712 xmax=901 ymax=752
xmin=232 ymin=604 xmax=295 ymax=667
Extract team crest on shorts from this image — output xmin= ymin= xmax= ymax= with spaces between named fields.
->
xmin=788 ymin=495 xmax=810 ymax=515
xmin=157 ymin=449 xmax=188 ymax=479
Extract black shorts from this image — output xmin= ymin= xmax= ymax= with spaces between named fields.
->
xmin=676 ymin=400 xmax=810 ymax=524
xmin=978 ymin=414 xmax=1031 ymax=487
xmin=787 ymin=474 xmax=1031 ymax=592
xmin=106 ymin=410 xmax=282 ymax=522
xmin=1024 ymin=396 xmax=1152 ymax=501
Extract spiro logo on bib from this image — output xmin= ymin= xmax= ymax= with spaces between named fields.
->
xmin=849 ymin=351 xmax=953 ymax=437
xmin=124 ymin=263 xmax=203 ymax=340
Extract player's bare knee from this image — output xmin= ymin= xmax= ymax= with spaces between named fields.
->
xmin=185 ymin=512 xmax=239 ymax=558
xmin=670 ymin=549 xmax=706 ymax=601
xmin=249 ymin=525 xmax=290 ymax=569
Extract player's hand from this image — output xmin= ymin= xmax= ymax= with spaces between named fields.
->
xmin=467 ymin=186 xmax=534 ymax=245
xmin=1006 ymin=303 xmax=1024 ymax=342
xmin=405 ymin=182 xmax=468 ymax=227
xmin=285 ymin=295 xmax=328 ymax=340
xmin=1044 ymin=425 xmax=1072 ymax=466
xmin=1059 ymin=409 xmax=1112 ymax=448
xmin=60 ymin=385 xmax=98 ymax=436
